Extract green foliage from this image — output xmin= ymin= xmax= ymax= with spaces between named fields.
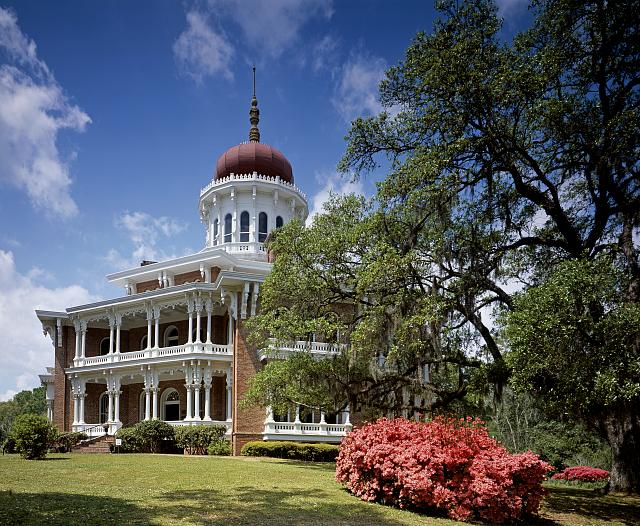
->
xmin=207 ymin=439 xmax=231 ymax=456
xmin=2 ymin=436 xmax=16 ymax=454
xmin=241 ymin=441 xmax=339 ymax=462
xmin=504 ymin=257 xmax=640 ymax=416
xmin=10 ymin=413 xmax=57 ymax=460
xmin=53 ymin=432 xmax=88 ymax=453
xmin=174 ymin=425 xmax=227 ymax=455
xmin=116 ymin=420 xmax=175 ymax=453
xmin=0 ymin=387 xmax=47 ymax=443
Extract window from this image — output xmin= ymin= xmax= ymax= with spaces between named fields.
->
xmin=162 ymin=388 xmax=181 ymax=421
xmin=276 ymin=215 xmax=284 ymax=228
xmin=140 ymin=335 xmax=148 ymax=350
xmin=99 ymin=338 xmax=110 ymax=356
xmin=213 ymin=218 xmax=219 ymax=245
xmin=224 ymin=213 xmax=232 ymax=243
xmin=99 ymin=392 xmax=108 ymax=423
xmin=258 ymin=212 xmax=268 ymax=242
xmin=240 ymin=211 xmax=250 ymax=242
xmin=164 ymin=326 xmax=179 ymax=348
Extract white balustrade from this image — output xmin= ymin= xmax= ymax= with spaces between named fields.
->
xmin=200 ymin=172 xmax=307 ymax=200
xmin=74 ymin=343 xmax=233 ymax=369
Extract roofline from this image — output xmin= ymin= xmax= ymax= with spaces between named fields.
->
xmin=66 ymin=270 xmax=265 ymax=315
xmin=106 ymin=247 xmax=271 ymax=283
xmin=35 ymin=310 xmax=68 ymax=319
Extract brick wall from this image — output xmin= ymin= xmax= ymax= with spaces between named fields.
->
xmin=174 ymin=270 xmax=202 ymax=286
xmin=137 ymin=279 xmax=159 ymax=293
xmin=232 ymin=314 xmax=265 ymax=455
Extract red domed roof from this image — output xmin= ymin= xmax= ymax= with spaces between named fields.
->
xmin=215 ymin=142 xmax=293 ymax=183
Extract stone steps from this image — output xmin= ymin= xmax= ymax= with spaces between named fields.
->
xmin=72 ymin=435 xmax=115 ymax=454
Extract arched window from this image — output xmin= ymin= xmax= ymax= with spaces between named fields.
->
xmin=240 ymin=211 xmax=250 ymax=242
xmin=213 ymin=218 xmax=219 ymax=245
xmin=276 ymin=215 xmax=284 ymax=228
xmin=162 ymin=388 xmax=181 ymax=421
xmin=192 ymin=326 xmax=206 ymax=344
xmin=99 ymin=338 xmax=110 ymax=356
xmin=99 ymin=392 xmax=109 ymax=424
xmin=258 ymin=212 xmax=268 ymax=242
xmin=140 ymin=335 xmax=148 ymax=351
xmin=224 ymin=213 xmax=232 ymax=243
xmin=164 ymin=326 xmax=179 ymax=348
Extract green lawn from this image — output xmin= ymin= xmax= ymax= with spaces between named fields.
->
xmin=0 ymin=454 xmax=638 ymax=526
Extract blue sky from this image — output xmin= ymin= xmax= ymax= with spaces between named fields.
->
xmin=0 ymin=0 xmax=530 ymax=399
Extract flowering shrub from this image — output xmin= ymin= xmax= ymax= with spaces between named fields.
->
xmin=551 ymin=466 xmax=610 ymax=482
xmin=336 ymin=417 xmax=552 ymax=523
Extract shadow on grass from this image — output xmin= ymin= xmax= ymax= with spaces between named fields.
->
xmin=155 ymin=487 xmax=413 ymax=526
xmin=540 ymin=486 xmax=640 ymax=526
xmin=0 ymin=491 xmax=150 ymax=526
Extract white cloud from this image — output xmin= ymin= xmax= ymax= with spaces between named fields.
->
xmin=105 ymin=211 xmax=189 ymax=270
xmin=306 ymin=170 xmax=364 ymax=226
xmin=332 ymin=52 xmax=386 ymax=122
xmin=495 ymin=0 xmax=529 ymax=16
xmin=212 ymin=0 xmax=333 ymax=59
xmin=174 ymin=10 xmax=235 ymax=83
xmin=312 ymin=34 xmax=339 ymax=73
xmin=0 ymin=250 xmax=99 ymax=401
xmin=0 ymin=8 xmax=90 ymax=219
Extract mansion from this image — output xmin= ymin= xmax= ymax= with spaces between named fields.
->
xmin=37 ymin=82 xmax=351 ymax=455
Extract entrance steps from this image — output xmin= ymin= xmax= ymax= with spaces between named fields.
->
xmin=72 ymin=434 xmax=115 ymax=454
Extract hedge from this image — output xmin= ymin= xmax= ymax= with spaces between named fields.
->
xmin=175 ymin=425 xmax=227 ymax=455
xmin=241 ymin=441 xmax=339 ymax=462
xmin=116 ymin=420 xmax=175 ymax=453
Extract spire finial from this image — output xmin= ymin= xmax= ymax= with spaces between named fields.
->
xmin=249 ymin=65 xmax=260 ymax=142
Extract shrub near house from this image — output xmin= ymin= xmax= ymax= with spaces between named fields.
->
xmin=9 ymin=413 xmax=57 ymax=460
xmin=336 ymin=417 xmax=552 ymax=523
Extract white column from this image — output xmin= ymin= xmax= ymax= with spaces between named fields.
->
xmin=195 ymin=300 xmax=202 ymax=343
xmin=107 ymin=391 xmax=114 ymax=423
xmin=203 ymin=382 xmax=212 ymax=421
xmin=46 ymin=400 xmax=53 ymax=421
xmin=80 ymin=321 xmax=87 ymax=360
xmin=152 ymin=388 xmax=159 ymax=420
xmin=226 ymin=367 xmax=232 ymax=421
xmin=72 ymin=394 xmax=79 ymax=426
xmin=115 ymin=314 xmax=121 ymax=354
xmin=295 ymin=405 xmax=301 ymax=423
xmin=78 ymin=381 xmax=86 ymax=425
xmin=187 ymin=300 xmax=194 ymax=344
xmin=114 ymin=390 xmax=121 ymax=423
xmin=194 ymin=384 xmax=201 ymax=421
xmin=108 ymin=313 xmax=115 ymax=354
xmin=146 ymin=308 xmax=152 ymax=349
xmin=74 ymin=321 xmax=81 ymax=361
xmin=185 ymin=385 xmax=193 ymax=421
xmin=227 ymin=312 xmax=233 ymax=346
xmin=144 ymin=388 xmax=151 ymax=420
xmin=152 ymin=306 xmax=160 ymax=348
xmin=206 ymin=300 xmax=212 ymax=344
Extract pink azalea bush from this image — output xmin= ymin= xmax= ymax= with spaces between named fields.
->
xmin=551 ymin=466 xmax=610 ymax=482
xmin=335 ymin=417 xmax=553 ymax=523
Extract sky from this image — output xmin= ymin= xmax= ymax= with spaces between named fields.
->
xmin=0 ymin=0 xmax=531 ymax=400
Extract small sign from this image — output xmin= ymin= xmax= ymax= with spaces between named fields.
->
xmin=115 ymin=438 xmax=122 ymax=446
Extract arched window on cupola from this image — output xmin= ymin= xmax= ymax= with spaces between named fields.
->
xmin=276 ymin=215 xmax=284 ymax=229
xmin=240 ymin=211 xmax=250 ymax=242
xmin=258 ymin=212 xmax=268 ymax=242
xmin=224 ymin=214 xmax=232 ymax=243
xmin=213 ymin=218 xmax=219 ymax=245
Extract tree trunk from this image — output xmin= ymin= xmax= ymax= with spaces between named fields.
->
xmin=602 ymin=403 xmax=640 ymax=493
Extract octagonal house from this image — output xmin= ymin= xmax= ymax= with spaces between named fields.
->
xmin=36 ymin=79 xmax=351 ymax=455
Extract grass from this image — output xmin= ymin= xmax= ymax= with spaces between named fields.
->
xmin=0 ymin=454 xmax=637 ymax=526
